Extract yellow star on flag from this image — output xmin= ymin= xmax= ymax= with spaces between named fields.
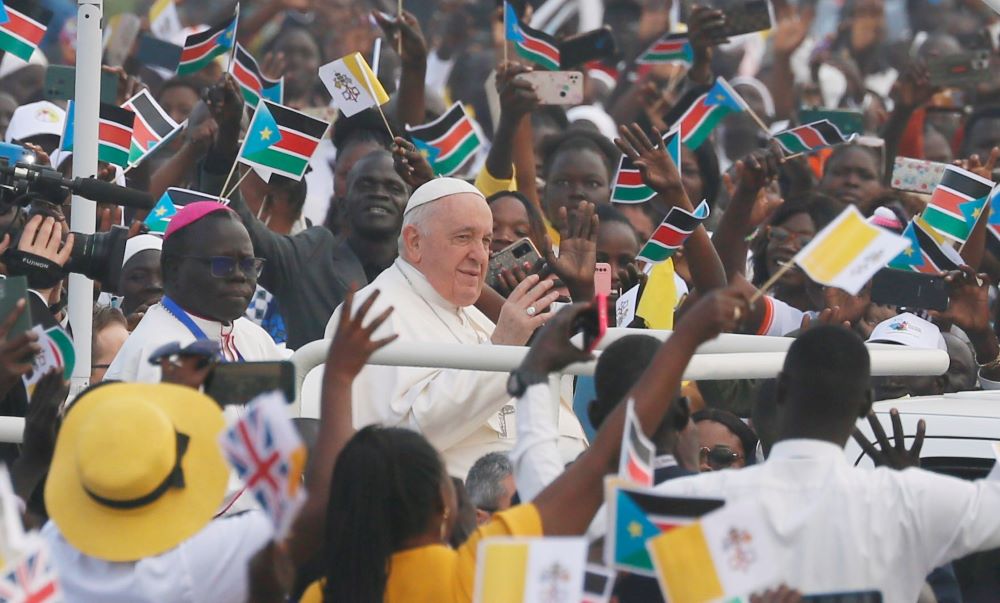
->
xmin=260 ymin=127 xmax=273 ymax=141
xmin=627 ymin=520 xmax=643 ymax=538
xmin=903 ymin=245 xmax=914 ymax=257
xmin=974 ymin=207 xmax=983 ymax=219
xmin=155 ymin=207 xmax=167 ymax=217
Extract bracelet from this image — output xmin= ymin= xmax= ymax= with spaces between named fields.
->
xmin=978 ymin=355 xmax=1000 ymax=371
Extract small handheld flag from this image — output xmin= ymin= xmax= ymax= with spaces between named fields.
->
xmin=319 ymin=52 xmax=390 ymax=118
xmin=0 ymin=2 xmax=8 ymax=26
xmin=177 ymin=8 xmax=239 ymax=76
xmin=148 ymin=0 xmax=184 ymax=44
xmin=636 ymin=200 xmax=710 ymax=264
xmin=618 ymin=399 xmax=655 ymax=487
xmin=145 ymin=188 xmax=218 ymax=233
xmin=988 ymin=189 xmax=1000 ymax=257
xmin=920 ymin=165 xmax=994 ymax=245
xmin=60 ymin=101 xmax=136 ymax=168
xmin=673 ymin=77 xmax=748 ymax=150
xmin=406 ymin=102 xmax=482 ymax=177
xmin=232 ymin=43 xmax=284 ymax=107
xmin=646 ymin=500 xmax=779 ymax=603
xmin=793 ymin=205 xmax=910 ymax=295
xmin=238 ymin=100 xmax=330 ymax=182
xmin=773 ymin=119 xmax=856 ymax=157
xmin=888 ymin=218 xmax=961 ymax=274
xmin=605 ymin=481 xmax=724 ymax=575
xmin=637 ymin=33 xmax=693 ymax=65
xmin=219 ymin=392 xmax=308 ymax=539
xmin=0 ymin=535 xmax=63 ymax=603
xmin=611 ymin=129 xmax=680 ymax=204
xmin=121 ymin=89 xmax=182 ymax=167
xmin=504 ymin=2 xmax=561 ymax=70
xmin=473 ymin=537 xmax=587 ymax=603
xmin=0 ymin=0 xmax=52 ymax=62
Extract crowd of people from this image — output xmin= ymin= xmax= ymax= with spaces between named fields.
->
xmin=3 ymin=0 xmax=1000 ymax=600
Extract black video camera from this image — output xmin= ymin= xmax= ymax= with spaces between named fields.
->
xmin=0 ymin=159 xmax=155 ymax=292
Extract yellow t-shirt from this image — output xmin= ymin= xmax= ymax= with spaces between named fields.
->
xmin=300 ymin=504 xmax=543 ymax=603
xmin=637 ymin=260 xmax=677 ymax=330
xmin=474 ymin=166 xmax=516 ymax=197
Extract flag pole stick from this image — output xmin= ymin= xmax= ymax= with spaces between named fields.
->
xmin=664 ymin=65 xmax=687 ymax=99
xmin=503 ymin=3 xmax=509 ymax=64
xmin=357 ymin=55 xmax=395 ymax=139
xmin=745 ymin=104 xmax=771 ymax=136
xmin=219 ymin=159 xmax=240 ymax=202
xmin=397 ymin=0 xmax=403 ymax=56
xmin=224 ymin=168 xmax=252 ymax=199
xmin=749 ymin=262 xmax=795 ymax=304
xmin=783 ymin=151 xmax=804 ymax=160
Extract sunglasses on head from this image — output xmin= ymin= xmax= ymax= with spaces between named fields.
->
xmin=700 ymin=445 xmax=743 ymax=469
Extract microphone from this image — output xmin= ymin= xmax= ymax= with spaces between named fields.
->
xmin=71 ymin=177 xmax=155 ymax=210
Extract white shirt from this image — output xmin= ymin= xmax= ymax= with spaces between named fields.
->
xmin=655 ymin=439 xmax=1000 ymax=602
xmin=324 ymin=259 xmax=586 ymax=477
xmin=42 ymin=512 xmax=272 ymax=603
xmin=105 ymin=303 xmax=283 ymax=383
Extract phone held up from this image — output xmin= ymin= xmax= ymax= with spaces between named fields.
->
xmin=574 ymin=294 xmax=608 ymax=353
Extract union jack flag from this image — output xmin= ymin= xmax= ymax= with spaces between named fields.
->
xmin=0 ymin=541 xmax=63 ymax=603
xmin=219 ymin=392 xmax=307 ymax=538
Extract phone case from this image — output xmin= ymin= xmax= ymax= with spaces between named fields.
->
xmin=928 ymin=50 xmax=991 ymax=87
xmin=517 ymin=71 xmax=584 ymax=105
xmin=594 ymin=263 xmax=613 ymax=297
xmin=684 ymin=0 xmax=772 ymax=37
xmin=487 ymin=239 xmax=542 ymax=290
xmin=890 ymin=157 xmax=947 ymax=194
xmin=0 ymin=277 xmax=31 ymax=339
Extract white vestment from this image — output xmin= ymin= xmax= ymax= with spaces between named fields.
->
xmin=105 ymin=303 xmax=283 ymax=383
xmin=325 ymin=258 xmax=586 ymax=477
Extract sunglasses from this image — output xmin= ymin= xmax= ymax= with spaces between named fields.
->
xmin=699 ymin=445 xmax=744 ymax=470
xmin=179 ymin=255 xmax=266 ymax=278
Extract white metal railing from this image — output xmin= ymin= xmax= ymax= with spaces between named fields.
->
xmin=287 ymin=330 xmax=950 ymax=417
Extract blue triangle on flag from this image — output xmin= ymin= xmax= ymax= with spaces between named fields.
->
xmin=613 ymin=489 xmax=660 ymax=569
xmin=243 ymin=102 xmax=283 ymax=157
xmin=145 ymin=193 xmax=178 ymax=234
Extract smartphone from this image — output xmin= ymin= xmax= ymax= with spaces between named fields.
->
xmin=0 ymin=143 xmax=32 ymax=167
xmin=105 ymin=13 xmax=142 ymax=68
xmin=515 ymin=71 xmax=584 ymax=105
xmin=135 ymin=33 xmax=183 ymax=72
xmin=928 ymin=50 xmax=991 ymax=88
xmin=44 ymin=66 xmax=119 ymax=104
xmin=559 ymin=26 xmax=618 ymax=69
xmin=487 ymin=238 xmax=543 ymax=291
xmin=0 ymin=277 xmax=31 ymax=340
xmin=204 ymin=361 xmax=296 ymax=407
xmin=890 ymin=157 xmax=947 ymax=195
xmin=870 ymin=269 xmax=949 ymax=311
xmin=594 ymin=263 xmax=612 ymax=297
xmin=574 ymin=295 xmax=608 ymax=353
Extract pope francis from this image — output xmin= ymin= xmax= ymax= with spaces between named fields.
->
xmin=325 ymin=178 xmax=587 ymax=477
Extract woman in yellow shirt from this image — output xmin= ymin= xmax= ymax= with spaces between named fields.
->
xmin=284 ymin=274 xmax=747 ymax=602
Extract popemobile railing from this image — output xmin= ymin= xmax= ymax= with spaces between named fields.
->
xmin=286 ymin=328 xmax=949 ymax=420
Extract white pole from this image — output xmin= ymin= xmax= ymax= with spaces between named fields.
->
xmin=69 ymin=0 xmax=103 ymax=396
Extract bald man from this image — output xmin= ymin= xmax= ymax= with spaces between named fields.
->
xmin=325 ymin=178 xmax=588 ymax=477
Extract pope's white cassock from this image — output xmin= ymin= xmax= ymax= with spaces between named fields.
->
xmin=105 ymin=303 xmax=282 ymax=383
xmin=325 ymin=258 xmax=587 ymax=478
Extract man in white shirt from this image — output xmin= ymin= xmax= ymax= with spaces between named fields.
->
xmin=325 ymin=178 xmax=587 ymax=477
xmin=655 ymin=325 xmax=1000 ymax=602
xmin=106 ymin=202 xmax=282 ymax=383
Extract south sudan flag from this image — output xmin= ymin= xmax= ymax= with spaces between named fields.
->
xmin=406 ymin=102 xmax=482 ymax=177
xmin=177 ymin=8 xmax=238 ymax=76
xmin=504 ymin=1 xmax=560 ymax=70
xmin=238 ymin=99 xmax=329 ymax=182
xmin=637 ymin=200 xmax=710 ymax=264
xmin=122 ymin=89 xmax=181 ymax=167
xmin=611 ymin=129 xmax=680 ymax=204
xmin=773 ymin=119 xmax=856 ymax=156
xmin=232 ymin=43 xmax=283 ymax=107
xmin=0 ymin=0 xmax=52 ymax=62
xmin=60 ymin=101 xmax=135 ymax=168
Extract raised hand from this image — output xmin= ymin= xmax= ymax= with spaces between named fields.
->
xmin=261 ymin=52 xmax=287 ymax=81
xmin=687 ymin=5 xmax=730 ymax=57
xmin=492 ymin=275 xmax=560 ymax=346
xmin=21 ymin=369 xmax=68 ymax=467
xmin=852 ymin=408 xmax=925 ymax=469
xmin=497 ymin=62 xmax=540 ymax=123
xmin=956 ymin=147 xmax=1000 ymax=181
xmin=675 ymin=284 xmax=751 ymax=343
xmin=934 ymin=266 xmax=990 ymax=334
xmin=204 ymin=75 xmax=244 ymax=151
xmin=615 ymin=123 xmax=685 ymax=200
xmin=545 ymin=201 xmax=598 ymax=302
xmin=372 ymin=10 xmax=428 ymax=68
xmin=160 ymin=352 xmax=217 ymax=390
xmin=18 ymin=215 xmax=73 ymax=268
xmin=772 ymin=5 xmax=812 ymax=57
xmin=798 ymin=305 xmax=848 ymax=331
xmin=391 ymin=137 xmax=434 ymax=189
xmin=890 ymin=59 xmax=936 ymax=111
xmin=520 ymin=302 xmax=595 ymax=374
xmin=326 ymin=288 xmax=397 ymax=383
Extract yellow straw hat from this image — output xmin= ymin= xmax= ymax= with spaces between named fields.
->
xmin=45 ymin=383 xmax=229 ymax=562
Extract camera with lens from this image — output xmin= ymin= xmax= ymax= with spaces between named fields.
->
xmin=0 ymin=158 xmax=154 ymax=292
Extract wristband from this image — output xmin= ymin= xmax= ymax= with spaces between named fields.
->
xmin=5 ymin=250 xmax=64 ymax=290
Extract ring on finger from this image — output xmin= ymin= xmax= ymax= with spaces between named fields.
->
xmin=526 ymin=306 xmax=537 ymax=317
xmin=733 ymin=306 xmax=742 ymax=321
